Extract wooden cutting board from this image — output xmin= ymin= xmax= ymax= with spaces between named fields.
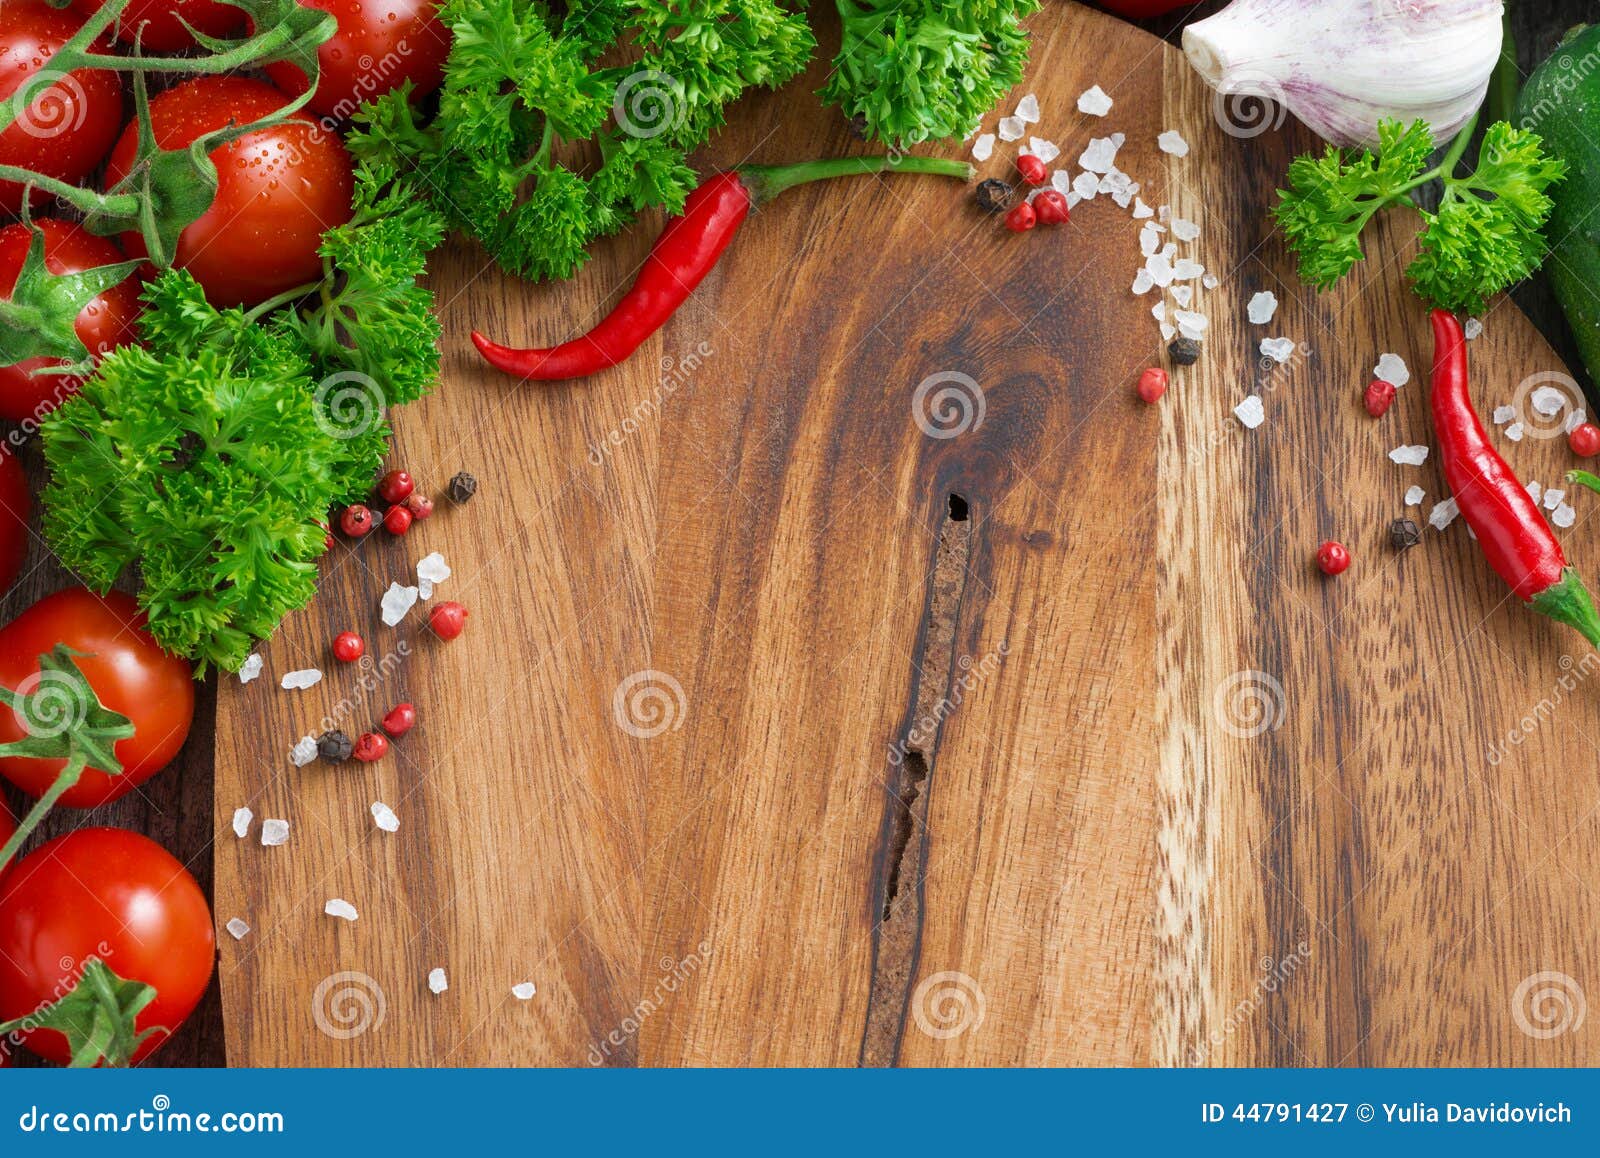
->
xmin=214 ymin=2 xmax=1600 ymax=1065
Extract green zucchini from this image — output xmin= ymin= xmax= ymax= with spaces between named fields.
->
xmin=1520 ymin=24 xmax=1600 ymax=382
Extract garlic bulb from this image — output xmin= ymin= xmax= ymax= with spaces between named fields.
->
xmin=1183 ymin=0 xmax=1504 ymax=149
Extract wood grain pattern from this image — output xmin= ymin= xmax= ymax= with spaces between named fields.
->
xmin=213 ymin=2 xmax=1600 ymax=1066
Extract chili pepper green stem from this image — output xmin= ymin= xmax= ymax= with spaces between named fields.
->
xmin=738 ymin=155 xmax=973 ymax=204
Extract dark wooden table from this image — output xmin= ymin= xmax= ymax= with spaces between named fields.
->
xmin=8 ymin=0 xmax=1583 ymax=1069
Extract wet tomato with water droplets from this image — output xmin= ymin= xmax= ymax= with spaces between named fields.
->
xmin=264 ymin=0 xmax=450 ymax=120
xmin=71 ymin=0 xmax=244 ymax=52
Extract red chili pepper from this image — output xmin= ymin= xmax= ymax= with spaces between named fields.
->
xmin=472 ymin=156 xmax=972 ymax=382
xmin=1430 ymin=309 xmax=1600 ymax=645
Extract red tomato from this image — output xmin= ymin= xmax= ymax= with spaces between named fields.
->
xmin=265 ymin=0 xmax=450 ymax=120
xmin=0 ymin=1 xmax=124 ymax=215
xmin=0 ymin=589 xmax=194 ymax=809
xmin=0 ymin=450 xmax=28 ymax=600
xmin=0 ymin=220 xmax=142 ymax=424
xmin=71 ymin=0 xmax=243 ymax=52
xmin=104 ymin=76 xmax=355 ymax=307
xmin=0 ymin=828 xmax=214 ymax=1065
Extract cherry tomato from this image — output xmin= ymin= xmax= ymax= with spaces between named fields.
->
xmin=0 ymin=827 xmax=214 ymax=1065
xmin=0 ymin=589 xmax=194 ymax=809
xmin=0 ymin=220 xmax=142 ymax=423
xmin=104 ymin=76 xmax=355 ymax=307
xmin=0 ymin=1 xmax=124 ymax=216
xmin=0 ymin=451 xmax=28 ymax=601
xmin=265 ymin=0 xmax=450 ymax=121
xmin=71 ymin=0 xmax=244 ymax=52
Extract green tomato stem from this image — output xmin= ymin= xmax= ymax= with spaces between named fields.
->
xmin=0 ymin=754 xmax=87 ymax=872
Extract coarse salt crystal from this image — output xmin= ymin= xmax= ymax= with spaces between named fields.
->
xmin=290 ymin=735 xmax=318 ymax=767
xmin=1173 ymin=259 xmax=1205 ymax=281
xmin=1532 ymin=386 xmax=1568 ymax=416
xmin=1151 ymin=301 xmax=1167 ymax=323
xmin=428 ymin=967 xmax=449 ymax=995
xmin=1405 ymin=486 xmax=1425 ymax=506
xmin=1077 ymin=85 xmax=1112 ymax=116
xmin=1170 ymin=218 xmax=1200 ymax=243
xmin=1159 ymin=242 xmax=1177 ymax=262
xmin=1079 ymin=137 xmax=1119 ymax=173
xmin=1171 ymin=285 xmax=1193 ymax=308
xmin=226 ymin=918 xmax=250 ymax=941
xmin=1026 ymin=137 xmax=1059 ymax=165
xmin=371 ymin=801 xmax=400 ymax=833
xmin=1140 ymin=224 xmax=1162 ymax=257
xmin=1158 ymin=130 xmax=1189 ymax=157
xmin=1545 ymin=488 xmax=1567 ymax=511
xmin=1528 ymin=481 xmax=1543 ymax=504
xmin=1158 ymin=204 xmax=1172 ymax=223
xmin=512 ymin=982 xmax=537 ymax=1000
xmin=1175 ymin=310 xmax=1208 ymax=339
xmin=1202 ymin=273 xmax=1220 ymax=289
xmin=1072 ymin=171 xmax=1099 ymax=200
xmin=1430 ymin=498 xmax=1460 ymax=530
xmin=1260 ymin=337 xmax=1296 ymax=364
xmin=381 ymin=582 xmax=420 ymax=626
xmin=232 ymin=807 xmax=253 ymax=839
xmin=1247 ymin=291 xmax=1279 ymax=325
xmin=1015 ymin=92 xmax=1040 ymax=123
xmin=1375 ymin=353 xmax=1410 ymax=387
xmin=1465 ymin=318 xmax=1484 ymax=339
xmin=1566 ymin=409 xmax=1588 ymax=433
xmin=1051 ymin=170 xmax=1073 ymax=195
xmin=281 ymin=668 xmax=322 ymax=691
xmin=416 ymin=546 xmax=451 ymax=583
xmin=325 ymin=898 xmax=359 ymax=922
xmin=418 ymin=577 xmax=433 ymax=600
xmin=238 ymin=653 xmax=263 ymax=683
xmin=1110 ymin=132 xmax=1126 ymax=148
xmin=1147 ymin=253 xmax=1175 ymax=288
xmin=1505 ymin=423 xmax=1525 ymax=442
xmin=1389 ymin=445 xmax=1430 ymax=466
xmin=997 ymin=116 xmax=1024 ymax=141
xmin=1132 ymin=197 xmax=1153 ymax=219
xmin=1492 ymin=405 xmax=1516 ymax=425
xmin=261 ymin=819 xmax=290 ymax=847
xmin=1234 ymin=396 xmax=1265 ymax=429
xmin=1554 ymin=503 xmax=1578 ymax=529
xmin=1160 ymin=322 xmax=1177 ymax=342
xmin=971 ymin=133 xmax=994 ymax=162
xmin=1132 ymin=269 xmax=1155 ymax=295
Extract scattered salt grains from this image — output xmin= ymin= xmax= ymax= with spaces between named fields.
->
xmin=371 ymin=801 xmax=400 ymax=833
xmin=418 ymin=577 xmax=434 ymax=600
xmin=1173 ymin=259 xmax=1205 ymax=281
xmin=290 ymin=735 xmax=318 ymax=767
xmin=1374 ymin=353 xmax=1410 ymax=388
xmin=1132 ymin=197 xmax=1154 ymax=219
xmin=280 ymin=668 xmax=322 ymax=691
xmin=1151 ymin=301 xmax=1168 ymax=323
xmin=1260 ymin=337 xmax=1296 ymax=364
xmin=232 ymin=807 xmax=253 ymax=838
xmin=1247 ymin=291 xmax=1279 ymax=325
xmin=1159 ymin=242 xmax=1177 ymax=262
xmin=325 ymin=899 xmax=359 ymax=922
xmin=511 ymin=982 xmax=537 ymax=1001
xmin=1555 ymin=503 xmax=1578 ymax=529
xmin=1171 ymin=285 xmax=1193 ymax=308
xmin=1015 ymin=92 xmax=1040 ymax=123
xmin=261 ymin=819 xmax=290 ymax=847
xmin=381 ymin=582 xmax=420 ymax=626
xmin=1157 ymin=130 xmax=1190 ymax=157
xmin=1567 ymin=409 xmax=1588 ymax=433
xmin=1170 ymin=218 xmax=1200 ymax=243
xmin=1202 ymin=273 xmax=1221 ymax=290
xmin=1465 ymin=318 xmax=1484 ymax=340
xmin=1389 ymin=445 xmax=1430 ymax=466
xmin=1072 ymin=171 xmax=1099 ymax=200
xmin=1146 ymin=253 xmax=1175 ymax=288
xmin=1234 ymin=396 xmax=1266 ymax=430
xmin=1077 ymin=85 xmax=1113 ymax=116
xmin=1528 ymin=481 xmax=1544 ymax=504
xmin=1505 ymin=423 xmax=1525 ymax=442
xmin=428 ymin=968 xmax=449 ymax=995
xmin=1405 ymin=486 xmax=1425 ymax=506
xmin=237 ymin=653 xmax=263 ymax=684
xmin=1545 ymin=488 xmax=1567 ymax=511
xmin=971 ymin=133 xmax=994 ymax=162
xmin=1079 ymin=137 xmax=1119 ymax=173
xmin=1050 ymin=169 xmax=1073 ymax=195
xmin=1158 ymin=204 xmax=1172 ymax=223
xmin=1160 ymin=322 xmax=1177 ymax=341
xmin=1140 ymin=224 xmax=1162 ymax=257
xmin=997 ymin=115 xmax=1024 ymax=142
xmin=1532 ymin=387 xmax=1568 ymax=417
xmin=225 ymin=919 xmax=250 ymax=941
xmin=1174 ymin=310 xmax=1209 ymax=339
xmin=1430 ymin=497 xmax=1460 ymax=531
xmin=417 ymin=552 xmax=451 ymax=585
xmin=1026 ymin=137 xmax=1059 ymax=165
xmin=1492 ymin=405 xmax=1517 ymax=425
xmin=1132 ymin=269 xmax=1155 ymax=295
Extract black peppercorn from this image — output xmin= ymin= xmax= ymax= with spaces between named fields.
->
xmin=318 ymin=730 xmax=354 ymax=763
xmin=847 ymin=114 xmax=869 ymax=141
xmin=1389 ymin=518 xmax=1422 ymax=551
xmin=448 ymin=471 xmax=478 ymax=504
xmin=974 ymin=179 xmax=1014 ymax=213
xmin=1168 ymin=337 xmax=1202 ymax=366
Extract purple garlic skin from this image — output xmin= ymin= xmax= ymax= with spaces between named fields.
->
xmin=1183 ymin=0 xmax=1504 ymax=149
